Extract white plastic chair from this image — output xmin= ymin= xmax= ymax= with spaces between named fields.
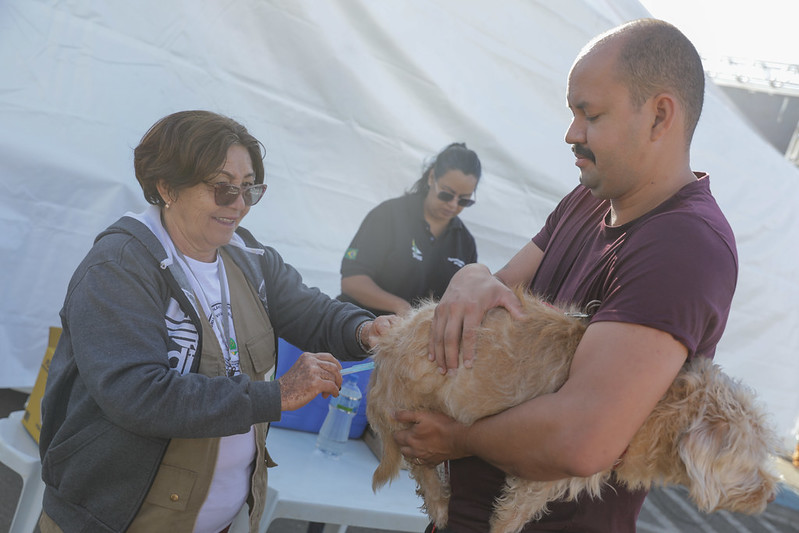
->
xmin=0 ymin=410 xmax=44 ymax=533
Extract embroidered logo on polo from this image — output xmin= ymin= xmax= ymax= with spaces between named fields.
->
xmin=411 ymin=239 xmax=423 ymax=261
xmin=345 ymin=247 xmax=358 ymax=260
xmin=165 ymin=297 xmax=198 ymax=375
xmin=448 ymin=257 xmax=466 ymax=268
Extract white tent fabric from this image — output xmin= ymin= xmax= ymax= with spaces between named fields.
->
xmin=2 ymin=0 xmax=798 ymax=450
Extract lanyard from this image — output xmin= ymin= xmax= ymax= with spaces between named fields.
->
xmin=173 ymin=247 xmax=238 ymax=377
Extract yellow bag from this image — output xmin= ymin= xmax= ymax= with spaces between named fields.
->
xmin=22 ymin=327 xmax=61 ymax=443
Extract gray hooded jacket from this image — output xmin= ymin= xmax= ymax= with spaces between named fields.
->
xmin=39 ymin=215 xmax=372 ymax=532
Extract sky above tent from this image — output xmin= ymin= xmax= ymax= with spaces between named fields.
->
xmin=640 ymin=0 xmax=799 ymax=65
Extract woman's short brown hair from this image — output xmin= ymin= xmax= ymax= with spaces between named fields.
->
xmin=134 ymin=110 xmax=265 ymax=206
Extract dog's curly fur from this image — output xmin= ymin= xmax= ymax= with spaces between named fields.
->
xmin=366 ymin=289 xmax=780 ymax=533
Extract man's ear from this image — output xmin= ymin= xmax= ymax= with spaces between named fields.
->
xmin=650 ymin=92 xmax=677 ymax=142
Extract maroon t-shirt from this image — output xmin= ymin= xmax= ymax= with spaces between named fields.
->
xmin=446 ymin=175 xmax=738 ymax=533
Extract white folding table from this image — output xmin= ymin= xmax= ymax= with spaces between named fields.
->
xmin=260 ymin=427 xmax=429 ymax=533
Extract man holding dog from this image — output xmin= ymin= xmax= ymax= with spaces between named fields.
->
xmin=393 ymin=18 xmax=738 ymax=533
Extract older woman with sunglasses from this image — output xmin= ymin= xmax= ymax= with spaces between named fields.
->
xmin=338 ymin=142 xmax=481 ymax=316
xmin=39 ymin=110 xmax=387 ymax=533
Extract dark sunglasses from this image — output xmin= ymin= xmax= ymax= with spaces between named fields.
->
xmin=208 ymin=182 xmax=268 ymax=207
xmin=432 ymin=180 xmax=476 ymax=207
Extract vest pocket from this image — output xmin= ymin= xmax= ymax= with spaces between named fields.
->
xmin=144 ymin=463 xmax=198 ymax=511
xmin=241 ymin=328 xmax=276 ymax=377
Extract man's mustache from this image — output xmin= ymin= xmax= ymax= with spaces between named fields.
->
xmin=572 ymin=144 xmax=595 ymax=163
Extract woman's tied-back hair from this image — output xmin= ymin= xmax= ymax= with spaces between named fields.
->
xmin=408 ymin=142 xmax=482 ymax=196
xmin=584 ymin=19 xmax=705 ymax=144
xmin=134 ymin=110 xmax=266 ymax=206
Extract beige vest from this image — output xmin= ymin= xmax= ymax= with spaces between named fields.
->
xmin=127 ymin=250 xmax=277 ymax=533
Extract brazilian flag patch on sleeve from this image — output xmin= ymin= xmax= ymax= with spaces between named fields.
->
xmin=345 ymin=247 xmax=358 ymax=260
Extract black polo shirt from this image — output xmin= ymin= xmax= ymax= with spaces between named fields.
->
xmin=339 ymin=193 xmax=477 ymax=315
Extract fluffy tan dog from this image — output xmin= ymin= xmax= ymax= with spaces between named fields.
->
xmin=366 ymin=289 xmax=780 ymax=533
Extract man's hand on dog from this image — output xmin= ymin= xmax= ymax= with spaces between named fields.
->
xmin=428 ymin=263 xmax=524 ymax=374
xmin=392 ymin=410 xmax=470 ymax=466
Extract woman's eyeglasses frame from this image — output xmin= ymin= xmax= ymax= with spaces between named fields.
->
xmin=207 ymin=182 xmax=268 ymax=207
xmin=432 ymin=179 xmax=476 ymax=208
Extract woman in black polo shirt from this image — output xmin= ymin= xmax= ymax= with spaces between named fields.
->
xmin=338 ymin=143 xmax=481 ymax=316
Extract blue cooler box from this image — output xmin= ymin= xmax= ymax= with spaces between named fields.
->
xmin=272 ymin=338 xmax=372 ymax=438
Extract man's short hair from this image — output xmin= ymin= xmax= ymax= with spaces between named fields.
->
xmin=586 ymin=19 xmax=705 ymax=143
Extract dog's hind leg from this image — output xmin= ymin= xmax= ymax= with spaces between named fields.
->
xmin=489 ymin=477 xmax=574 ymax=533
xmin=410 ymin=463 xmax=450 ymax=527
xmin=371 ymin=422 xmax=405 ymax=490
